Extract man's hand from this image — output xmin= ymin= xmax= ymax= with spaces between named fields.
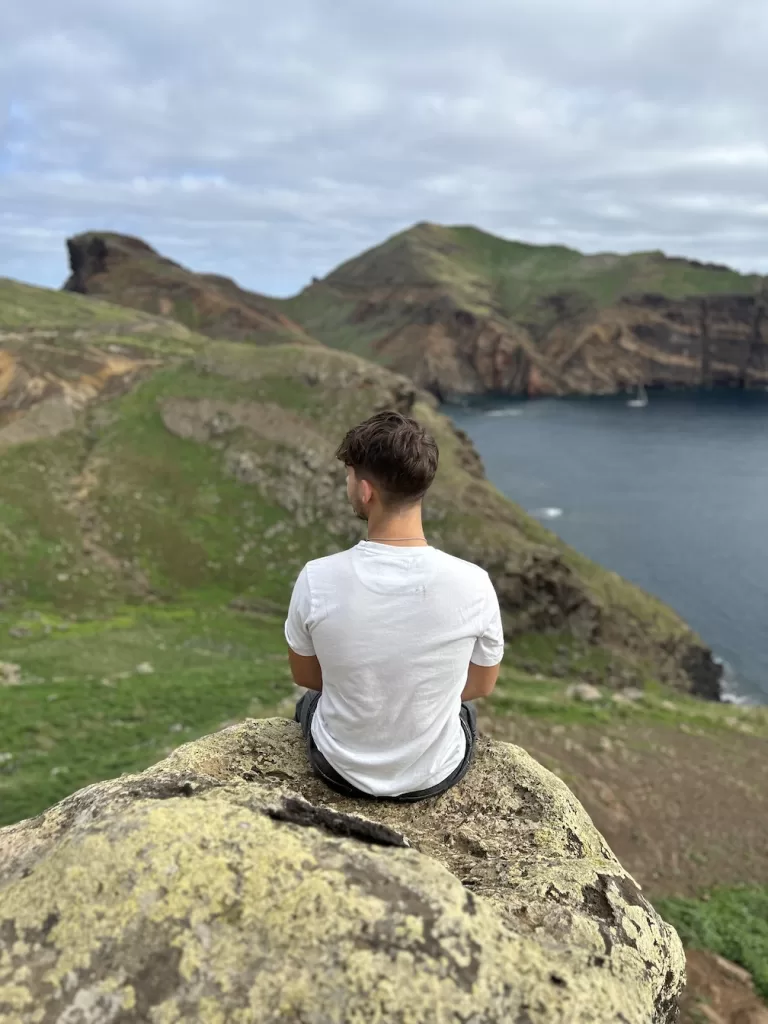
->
xmin=288 ymin=649 xmax=323 ymax=692
xmin=461 ymin=661 xmax=500 ymax=702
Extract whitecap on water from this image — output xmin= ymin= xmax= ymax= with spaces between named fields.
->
xmin=486 ymin=408 xmax=524 ymax=418
xmin=531 ymin=507 xmax=564 ymax=520
xmin=715 ymin=656 xmax=755 ymax=705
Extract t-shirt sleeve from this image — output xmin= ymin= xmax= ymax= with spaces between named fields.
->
xmin=470 ymin=574 xmax=504 ymax=667
xmin=284 ymin=566 xmax=316 ymax=657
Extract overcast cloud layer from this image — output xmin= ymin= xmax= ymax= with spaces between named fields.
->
xmin=3 ymin=0 xmax=768 ymax=293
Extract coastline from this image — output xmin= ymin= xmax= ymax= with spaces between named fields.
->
xmin=447 ymin=392 xmax=768 ymax=706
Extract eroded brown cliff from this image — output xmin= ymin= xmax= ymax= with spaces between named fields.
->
xmin=64 ymin=233 xmax=316 ymax=346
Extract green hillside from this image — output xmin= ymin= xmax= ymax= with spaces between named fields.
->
xmin=0 ymin=279 xmax=724 ymax=826
xmin=2 ymin=277 xmax=170 ymax=330
xmin=446 ymin=225 xmax=763 ymax=310
xmin=280 ymin=223 xmax=765 ymax=360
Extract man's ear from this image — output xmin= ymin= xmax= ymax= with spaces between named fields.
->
xmin=360 ymin=478 xmax=374 ymax=505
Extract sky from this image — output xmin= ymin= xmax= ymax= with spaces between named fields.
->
xmin=3 ymin=0 xmax=768 ymax=295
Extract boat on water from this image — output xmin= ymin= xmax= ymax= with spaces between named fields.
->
xmin=628 ymin=384 xmax=649 ymax=408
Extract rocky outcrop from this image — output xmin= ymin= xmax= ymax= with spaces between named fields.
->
xmin=0 ymin=718 xmax=686 ymax=1023
xmin=481 ymin=548 xmax=602 ymax=639
xmin=679 ymin=643 xmax=725 ymax=702
xmin=0 ymin=342 xmax=159 ymax=441
xmin=370 ymin=293 xmax=539 ymax=397
xmin=63 ymin=233 xmax=316 ymax=346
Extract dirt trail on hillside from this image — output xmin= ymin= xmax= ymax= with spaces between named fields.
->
xmin=682 ymin=951 xmax=768 ymax=1024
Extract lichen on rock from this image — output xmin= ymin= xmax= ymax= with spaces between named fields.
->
xmin=0 ymin=718 xmax=685 ymax=1023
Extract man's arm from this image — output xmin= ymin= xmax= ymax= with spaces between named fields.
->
xmin=288 ymin=649 xmax=323 ymax=692
xmin=284 ymin=566 xmax=323 ymax=689
xmin=461 ymin=661 xmax=500 ymax=701
xmin=462 ymin=573 xmax=504 ymax=702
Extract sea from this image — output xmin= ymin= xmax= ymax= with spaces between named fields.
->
xmin=449 ymin=391 xmax=768 ymax=704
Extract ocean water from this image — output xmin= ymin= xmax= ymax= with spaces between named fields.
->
xmin=449 ymin=391 xmax=768 ymax=704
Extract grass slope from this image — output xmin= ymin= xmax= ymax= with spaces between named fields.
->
xmin=1 ymin=277 xmax=164 ymax=329
xmin=0 ymin=279 xmax=708 ymax=824
xmin=0 ymin=606 xmax=292 ymax=827
xmin=446 ymin=225 xmax=764 ymax=312
xmin=658 ymin=888 xmax=768 ymax=1001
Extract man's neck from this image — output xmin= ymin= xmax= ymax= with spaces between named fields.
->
xmin=366 ymin=506 xmax=427 ymax=546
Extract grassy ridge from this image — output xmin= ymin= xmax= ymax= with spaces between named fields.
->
xmin=0 ymin=278 xmax=145 ymax=328
xmin=447 ymin=225 xmax=763 ymax=312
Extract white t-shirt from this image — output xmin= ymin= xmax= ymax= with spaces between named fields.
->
xmin=284 ymin=541 xmax=504 ymax=797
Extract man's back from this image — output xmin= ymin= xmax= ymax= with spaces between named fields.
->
xmin=285 ymin=540 xmax=504 ymax=796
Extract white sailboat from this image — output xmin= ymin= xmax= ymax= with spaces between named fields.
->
xmin=627 ymin=384 xmax=649 ymax=408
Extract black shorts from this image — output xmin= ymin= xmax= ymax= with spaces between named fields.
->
xmin=294 ymin=692 xmax=478 ymax=802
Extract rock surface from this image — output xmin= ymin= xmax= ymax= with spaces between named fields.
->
xmin=0 ymin=339 xmax=160 ymax=440
xmin=0 ymin=718 xmax=685 ymax=1023
xmin=361 ymin=291 xmax=768 ymax=399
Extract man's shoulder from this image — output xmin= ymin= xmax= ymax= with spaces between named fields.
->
xmin=302 ymin=546 xmax=358 ymax=583
xmin=299 ymin=544 xmax=493 ymax=590
xmin=428 ymin=548 xmax=492 ymax=587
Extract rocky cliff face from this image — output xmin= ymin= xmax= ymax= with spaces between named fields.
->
xmin=281 ymin=224 xmax=768 ymax=398
xmin=525 ymin=292 xmax=768 ymax=397
xmin=336 ymin=288 xmax=768 ymax=399
xmin=63 ymin=232 xmax=316 ymax=346
xmin=0 ymin=717 xmax=686 ymax=1023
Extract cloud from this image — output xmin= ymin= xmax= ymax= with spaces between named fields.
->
xmin=2 ymin=0 xmax=768 ymax=293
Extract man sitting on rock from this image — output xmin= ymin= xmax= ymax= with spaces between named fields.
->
xmin=285 ymin=410 xmax=504 ymax=801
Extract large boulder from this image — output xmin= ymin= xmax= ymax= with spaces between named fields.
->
xmin=0 ymin=719 xmax=685 ymax=1023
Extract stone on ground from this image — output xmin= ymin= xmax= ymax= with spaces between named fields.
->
xmin=567 ymin=682 xmax=604 ymax=703
xmin=0 ymin=663 xmax=21 ymax=687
